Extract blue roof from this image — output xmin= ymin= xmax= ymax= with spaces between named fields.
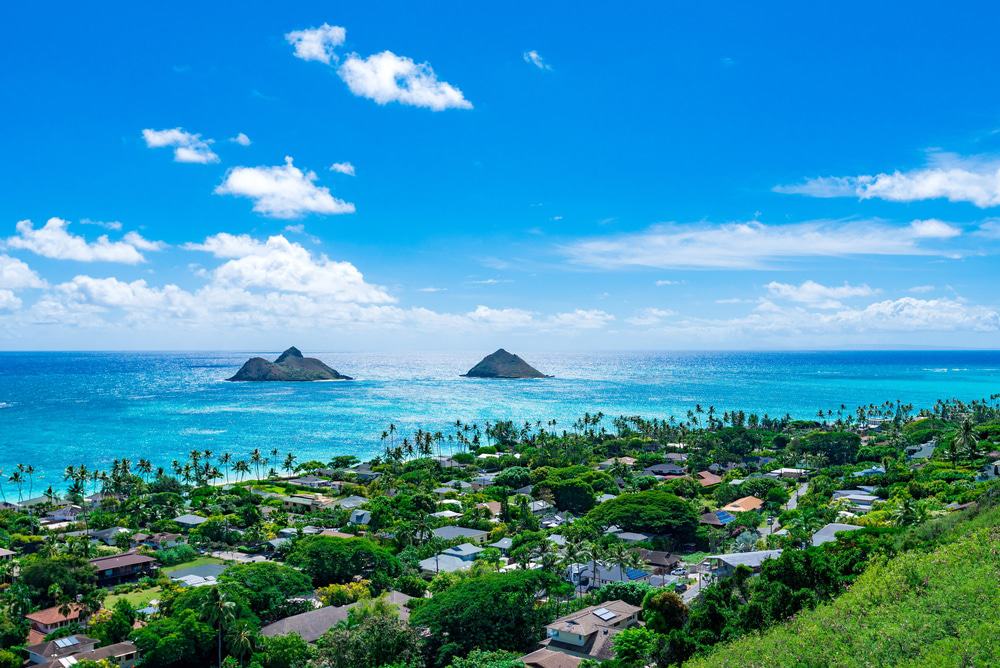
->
xmin=715 ymin=510 xmax=736 ymax=525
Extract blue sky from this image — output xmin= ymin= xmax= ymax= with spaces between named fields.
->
xmin=1 ymin=2 xmax=999 ymax=350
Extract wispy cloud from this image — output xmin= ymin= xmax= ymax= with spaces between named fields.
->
xmin=626 ymin=307 xmax=675 ymax=326
xmin=765 ymin=280 xmax=875 ymax=309
xmin=142 ymin=127 xmax=219 ymax=164
xmin=563 ymin=219 xmax=962 ymax=270
xmin=229 ymin=133 xmax=251 ymax=146
xmin=522 ymin=50 xmax=552 ymax=71
xmin=775 ymin=152 xmax=1000 ymax=208
xmin=215 ymin=156 xmax=355 ymax=218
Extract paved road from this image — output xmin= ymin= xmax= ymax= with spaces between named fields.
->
xmin=785 ymin=481 xmax=809 ymax=511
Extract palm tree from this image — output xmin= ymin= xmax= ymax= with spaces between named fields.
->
xmin=202 ymin=587 xmax=236 ymax=668
xmin=580 ymin=541 xmax=603 ymax=591
xmin=8 ymin=470 xmax=24 ymax=503
xmin=283 ymin=453 xmax=297 ymax=478
xmin=220 ymin=453 xmax=232 ymax=484
xmin=954 ymin=418 xmax=978 ymax=459
xmin=226 ymin=621 xmax=257 ymax=665
xmin=0 ymin=469 xmax=6 ymax=505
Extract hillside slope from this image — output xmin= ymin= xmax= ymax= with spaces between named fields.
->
xmin=687 ymin=508 xmax=1000 ymax=667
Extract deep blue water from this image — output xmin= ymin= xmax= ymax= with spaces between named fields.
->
xmin=0 ymin=350 xmax=998 ymax=491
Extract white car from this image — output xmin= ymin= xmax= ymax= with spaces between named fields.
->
xmin=670 ymin=567 xmax=687 ymax=576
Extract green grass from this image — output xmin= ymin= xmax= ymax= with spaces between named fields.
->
xmin=687 ymin=515 xmax=1000 ymax=667
xmin=161 ymin=556 xmax=225 ymax=574
xmin=105 ymin=586 xmax=161 ymax=608
xmin=679 ymin=551 xmax=708 ymax=564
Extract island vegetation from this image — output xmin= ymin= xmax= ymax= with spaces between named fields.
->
xmin=0 ymin=394 xmax=997 ymax=667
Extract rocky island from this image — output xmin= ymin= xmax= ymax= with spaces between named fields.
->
xmin=462 ymin=348 xmax=551 ymax=378
xmin=228 ymin=347 xmax=353 ymax=382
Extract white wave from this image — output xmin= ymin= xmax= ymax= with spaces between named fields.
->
xmin=181 ymin=428 xmax=228 ymax=436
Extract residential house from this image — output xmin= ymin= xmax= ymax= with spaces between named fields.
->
xmin=766 ymin=467 xmax=809 ymax=479
xmin=349 ymin=462 xmax=383 ymax=482
xmin=699 ymin=510 xmax=736 ymax=528
xmin=489 ymin=537 xmax=513 ymax=556
xmin=419 ymin=543 xmax=484 ymax=574
xmin=566 ymin=562 xmax=650 ymax=591
xmin=852 ymin=465 xmax=886 ymax=477
xmin=520 ymin=648 xmax=581 ymax=668
xmin=25 ymin=605 xmax=90 ymax=645
xmin=643 ymin=463 xmax=687 ymax=478
xmin=172 ymin=513 xmax=208 ymax=530
xmin=132 ymin=532 xmax=181 ymax=550
xmin=832 ymin=489 xmax=880 ymax=514
xmin=529 ymin=500 xmax=554 ymax=515
xmin=90 ymin=552 xmax=158 ymax=587
xmin=541 ymin=512 xmax=573 ymax=530
xmin=336 ymin=495 xmax=368 ymax=510
xmin=614 ymin=531 xmax=651 ymax=544
xmin=26 ymin=634 xmax=99 ymax=665
xmin=696 ymin=471 xmax=723 ymax=487
xmin=282 ymin=494 xmax=333 ymax=514
xmin=431 ymin=509 xmax=464 ymax=519
xmin=261 ymin=591 xmax=411 ymax=643
xmin=635 ymin=549 xmax=681 ymax=574
xmin=288 ymin=474 xmax=333 ymax=489
xmin=0 ymin=547 xmax=14 ymax=562
xmin=706 ymin=549 xmax=782 ymax=578
xmin=597 ymin=456 xmax=637 ymax=471
xmin=906 ymin=441 xmax=936 ymax=461
xmin=431 ymin=526 xmax=489 ymax=544
xmin=37 ymin=641 xmax=138 ymax=668
xmin=471 ymin=472 xmax=498 ymax=489
xmin=477 ymin=501 xmax=502 ymax=518
xmin=977 ymin=460 xmax=1000 ymax=482
xmin=811 ymin=523 xmax=863 ymax=547
xmin=721 ymin=496 xmax=764 ymax=513
xmin=349 ymin=509 xmax=372 ymax=526
xmin=536 ymin=600 xmax=641 ymax=662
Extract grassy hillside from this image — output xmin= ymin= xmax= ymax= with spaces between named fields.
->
xmin=687 ymin=505 xmax=1000 ymax=667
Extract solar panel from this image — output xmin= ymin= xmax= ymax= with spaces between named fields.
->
xmin=593 ymin=607 xmax=617 ymax=621
xmin=54 ymin=636 xmax=79 ymax=648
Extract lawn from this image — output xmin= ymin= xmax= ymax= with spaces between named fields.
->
xmin=161 ymin=556 xmax=225 ymax=575
xmin=105 ymin=586 xmax=162 ymax=608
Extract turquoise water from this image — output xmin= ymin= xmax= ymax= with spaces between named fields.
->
xmin=0 ymin=350 xmax=998 ymax=491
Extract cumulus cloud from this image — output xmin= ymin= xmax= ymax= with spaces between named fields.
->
xmin=775 ymin=153 xmax=1000 ymax=208
xmin=765 ymin=280 xmax=876 ymax=309
xmin=829 ymin=297 xmax=999 ymax=332
xmin=522 ymin=50 xmax=552 ymax=70
xmin=215 ymin=156 xmax=355 ymax=218
xmin=230 ymin=133 xmax=251 ymax=146
xmin=329 ymin=162 xmax=356 ymax=176
xmin=0 ymin=255 xmax=46 ymax=289
xmin=0 ymin=290 xmax=21 ymax=310
xmin=547 ymin=309 xmax=615 ymax=329
xmin=142 ymin=127 xmax=219 ymax=164
xmin=8 ymin=218 xmax=161 ymax=264
xmin=466 ymin=304 xmax=535 ymax=328
xmin=563 ymin=219 xmax=959 ymax=270
xmin=285 ymin=23 xmax=346 ymax=64
xmin=338 ymin=51 xmax=472 ymax=111
xmin=626 ymin=307 xmax=675 ymax=326
xmin=189 ymin=233 xmax=393 ymax=303
xmin=908 ymin=219 xmax=962 ymax=238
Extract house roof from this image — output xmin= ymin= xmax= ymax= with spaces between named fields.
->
xmin=25 ymin=634 xmax=98 ymax=659
xmin=39 ymin=641 xmax=137 ymax=668
xmin=637 ymin=549 xmax=681 ymax=568
xmin=521 ymin=648 xmax=583 ymax=668
xmin=696 ymin=470 xmax=723 ymax=486
xmin=709 ymin=549 xmax=783 ymax=569
xmin=173 ymin=513 xmax=207 ymax=525
xmin=722 ymin=496 xmax=764 ymax=513
xmin=811 ymin=523 xmax=863 ymax=546
xmin=26 ymin=604 xmax=85 ymax=625
xmin=699 ymin=510 xmax=736 ymax=526
xmin=431 ymin=525 xmax=488 ymax=540
xmin=262 ymin=606 xmax=347 ymax=642
xmin=546 ymin=600 xmax=641 ymax=637
xmin=90 ymin=552 xmax=158 ymax=570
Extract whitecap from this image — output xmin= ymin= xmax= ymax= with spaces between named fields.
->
xmin=180 ymin=428 xmax=228 ymax=436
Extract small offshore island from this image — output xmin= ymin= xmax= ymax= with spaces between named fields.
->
xmin=462 ymin=349 xmax=551 ymax=378
xmin=228 ymin=347 xmax=353 ymax=382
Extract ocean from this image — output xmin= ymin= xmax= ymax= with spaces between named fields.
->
xmin=1 ymin=350 xmax=998 ymax=492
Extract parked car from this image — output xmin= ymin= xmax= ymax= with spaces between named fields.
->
xmin=675 ymin=582 xmax=688 ymax=592
xmin=670 ymin=567 xmax=687 ymax=576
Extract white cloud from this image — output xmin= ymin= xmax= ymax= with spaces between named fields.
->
xmin=0 ymin=290 xmax=21 ymax=310
xmin=215 ymin=156 xmax=355 ymax=218
xmin=466 ymin=305 xmax=535 ymax=328
xmin=547 ymin=309 xmax=615 ymax=329
xmin=329 ymin=161 xmax=356 ymax=176
xmin=765 ymin=280 xmax=876 ymax=309
xmin=0 ymin=255 xmax=46 ymax=289
xmin=775 ymin=153 xmax=1000 ymax=208
xmin=655 ymin=279 xmax=684 ymax=286
xmin=975 ymin=219 xmax=1000 ymax=238
xmin=626 ymin=307 xmax=675 ymax=326
xmin=80 ymin=219 xmax=123 ymax=231
xmin=418 ymin=287 xmax=446 ymax=293
xmin=908 ymin=219 xmax=962 ymax=239
xmin=8 ymin=218 xmax=160 ymax=264
xmin=230 ymin=133 xmax=252 ymax=146
xmin=142 ymin=127 xmax=219 ymax=164
xmin=338 ymin=51 xmax=472 ymax=111
xmin=285 ymin=23 xmax=346 ymax=64
xmin=183 ymin=232 xmax=266 ymax=258
xmin=522 ymin=50 xmax=552 ymax=71
xmin=563 ymin=219 xmax=958 ymax=270
xmin=829 ymin=297 xmax=999 ymax=332
xmin=192 ymin=233 xmax=393 ymax=303
xmin=470 ymin=278 xmax=511 ymax=285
